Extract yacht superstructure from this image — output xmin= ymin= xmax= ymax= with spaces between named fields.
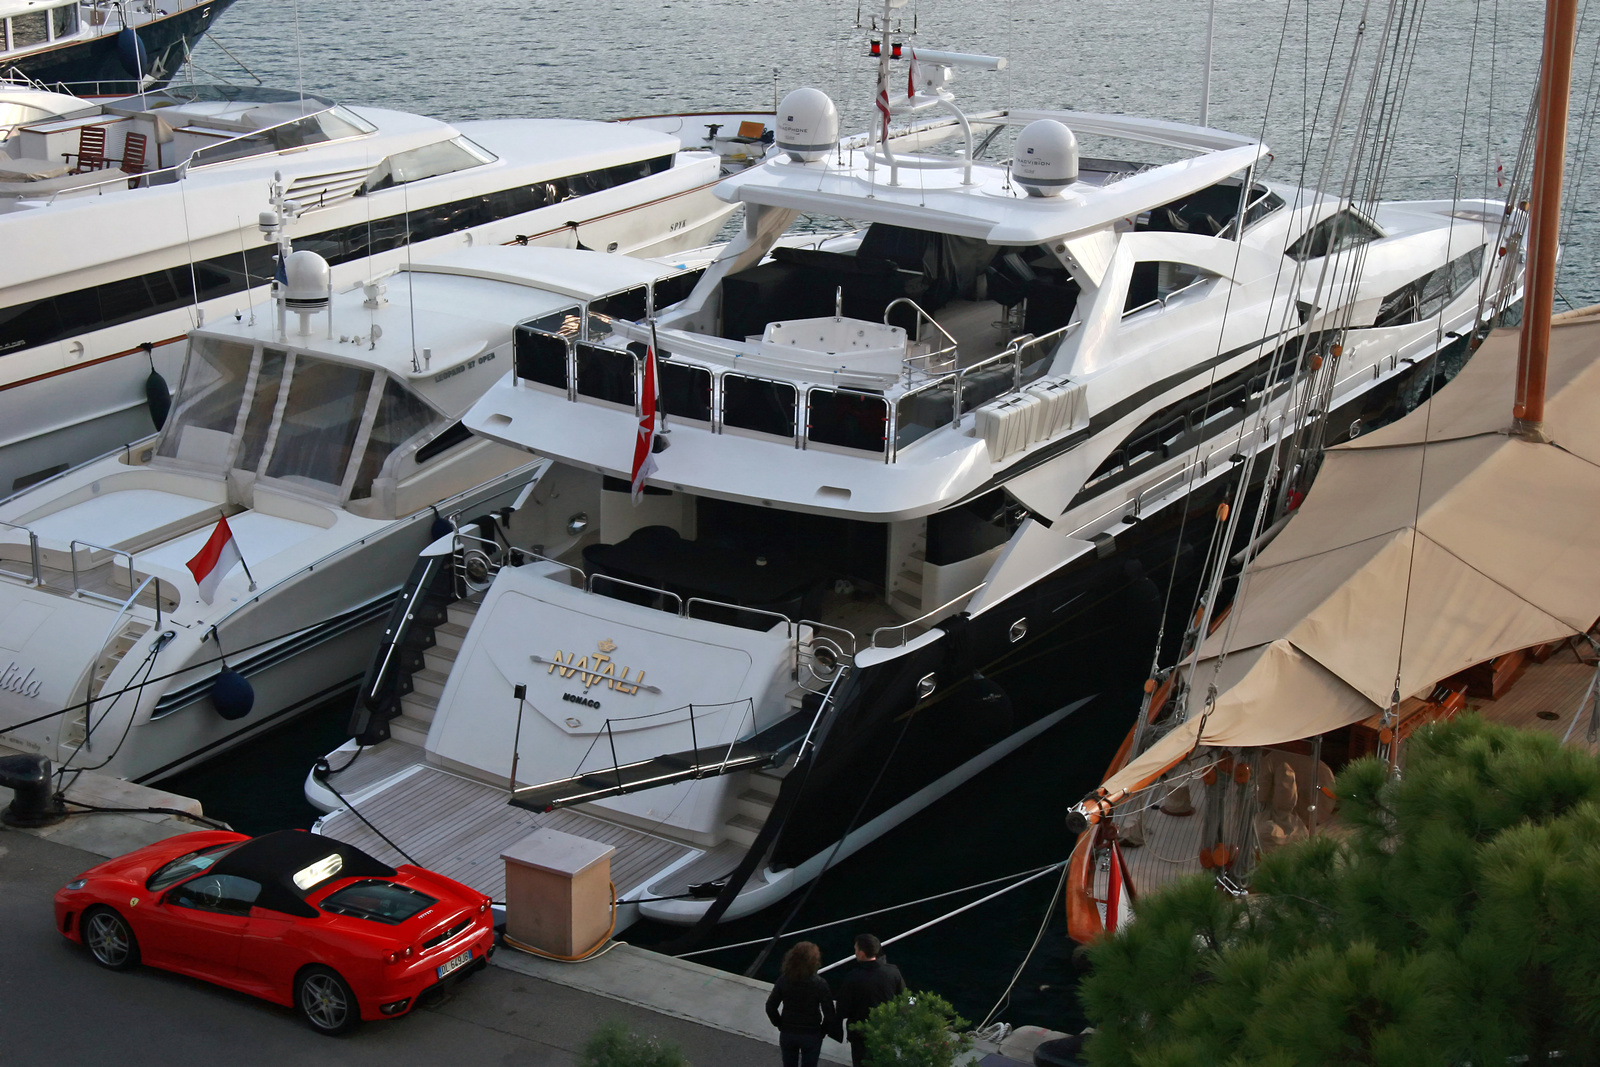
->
xmin=302 ymin=53 xmax=1517 ymax=928
xmin=0 ymin=84 xmax=736 ymax=493
xmin=1 ymin=0 xmax=235 ymax=95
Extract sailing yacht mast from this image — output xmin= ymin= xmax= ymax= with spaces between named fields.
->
xmin=1513 ymin=0 xmax=1580 ymax=439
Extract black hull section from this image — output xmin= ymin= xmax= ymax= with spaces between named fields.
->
xmin=762 ymin=334 xmax=1475 ymax=873
xmin=11 ymin=1 xmax=236 ymax=95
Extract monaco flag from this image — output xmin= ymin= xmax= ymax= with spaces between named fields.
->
xmin=630 ymin=346 xmax=660 ymax=504
xmin=186 ymin=516 xmax=243 ymax=603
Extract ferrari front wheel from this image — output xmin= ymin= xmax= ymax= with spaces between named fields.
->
xmin=295 ymin=965 xmax=359 ymax=1035
xmin=83 ymin=906 xmax=140 ymax=971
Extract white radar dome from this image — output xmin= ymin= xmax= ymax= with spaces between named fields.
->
xmin=283 ymin=249 xmax=331 ymax=309
xmin=776 ymin=88 xmax=839 ymax=163
xmin=1012 ymin=119 xmax=1079 ymax=197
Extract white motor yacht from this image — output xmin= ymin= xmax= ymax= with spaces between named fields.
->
xmin=0 ymin=237 xmax=710 ymax=784
xmin=302 ymin=44 xmax=1519 ymax=929
xmin=0 ymin=83 xmax=738 ymax=494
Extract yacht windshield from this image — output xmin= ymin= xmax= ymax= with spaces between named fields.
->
xmin=157 ymin=338 xmax=254 ymax=466
xmin=264 ymin=357 xmax=375 ymax=491
xmin=359 ymin=137 xmax=497 ymax=194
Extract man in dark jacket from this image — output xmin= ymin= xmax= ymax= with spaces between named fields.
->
xmin=831 ymin=934 xmax=906 ymax=1067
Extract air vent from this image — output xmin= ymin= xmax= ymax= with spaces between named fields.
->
xmin=422 ymin=918 xmax=471 ymax=950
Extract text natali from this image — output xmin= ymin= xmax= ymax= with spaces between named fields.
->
xmin=546 ymin=650 xmax=646 ymax=694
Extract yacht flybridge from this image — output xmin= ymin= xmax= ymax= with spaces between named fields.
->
xmin=0 ymin=84 xmax=738 ymax=494
xmin=0 ymin=239 xmax=708 ymax=783
xmin=303 ymin=44 xmax=1518 ymax=929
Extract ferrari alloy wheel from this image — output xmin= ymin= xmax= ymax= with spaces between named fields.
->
xmin=296 ymin=965 xmax=358 ymax=1035
xmin=83 ymin=906 xmax=140 ymax=970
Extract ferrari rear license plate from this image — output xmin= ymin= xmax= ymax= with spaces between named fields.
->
xmin=437 ymin=948 xmax=472 ymax=979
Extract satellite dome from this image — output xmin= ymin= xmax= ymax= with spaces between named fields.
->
xmin=284 ymin=249 xmax=331 ymax=310
xmin=1012 ymin=119 xmax=1079 ymax=197
xmin=776 ymin=88 xmax=839 ymax=163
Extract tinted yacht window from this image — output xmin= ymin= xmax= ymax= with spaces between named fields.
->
xmin=236 ymin=348 xmax=289 ymax=472
xmin=157 ymin=339 xmax=255 ymax=466
xmin=359 ymin=137 xmax=497 ymax=194
xmin=1286 ymin=209 xmax=1382 ymax=261
xmin=350 ymin=377 xmax=439 ymax=498
xmin=264 ymin=358 xmax=374 ymax=491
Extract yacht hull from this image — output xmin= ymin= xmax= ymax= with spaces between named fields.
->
xmin=7 ymin=2 xmax=237 ymax=95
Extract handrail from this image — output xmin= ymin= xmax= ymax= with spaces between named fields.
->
xmin=587 ymin=572 xmax=684 ymax=614
xmin=796 ymin=663 xmax=850 ymax=759
xmin=1122 ymin=276 xmax=1212 ymax=320
xmin=80 ymin=573 xmax=159 ymax=753
xmin=0 ymin=520 xmax=40 ymax=585
xmin=871 ymin=583 xmax=986 ymax=649
xmin=685 ymin=597 xmax=793 ymax=636
xmin=885 ymin=297 xmax=959 ymax=375
xmin=797 ymin=619 xmax=856 ymax=694
xmin=69 ymin=539 xmax=136 ymax=606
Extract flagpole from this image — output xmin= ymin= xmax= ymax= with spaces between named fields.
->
xmin=649 ymin=317 xmax=668 ymax=433
xmin=223 ymin=510 xmax=259 ymax=591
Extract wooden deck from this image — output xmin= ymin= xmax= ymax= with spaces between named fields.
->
xmin=317 ymin=764 xmax=695 ymax=902
xmin=1472 ymin=641 xmax=1600 ymax=753
xmin=318 ymin=738 xmax=425 ymax=796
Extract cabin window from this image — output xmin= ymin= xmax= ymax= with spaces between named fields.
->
xmin=659 ymin=361 xmax=712 ymax=422
xmin=264 ymin=357 xmax=374 ymax=490
xmin=235 ymin=347 xmax=290 ymax=472
xmin=809 ymin=389 xmax=888 ymax=454
xmin=415 ymin=421 xmax=473 ymax=464
xmin=350 ymin=377 xmax=439 ymax=499
xmin=587 ymin=287 xmax=648 ymax=341
xmin=10 ymin=11 xmax=46 ymax=48
xmin=1373 ymin=246 xmax=1485 ymax=328
xmin=723 ymin=374 xmax=796 ymax=437
xmin=527 ymin=305 xmax=581 ymax=339
xmin=575 ymin=342 xmax=636 ymax=406
xmin=357 ymin=136 xmax=497 ymax=195
xmin=49 ymin=3 xmax=76 ymax=39
xmin=157 ymin=339 xmax=256 ymax=466
xmin=1286 ymin=209 xmax=1382 ymax=261
xmin=1124 ymin=262 xmax=1215 ymax=316
xmin=514 ymin=326 xmax=570 ymax=389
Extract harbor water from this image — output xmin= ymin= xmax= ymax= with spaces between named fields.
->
xmin=165 ymin=0 xmax=1596 ymax=1034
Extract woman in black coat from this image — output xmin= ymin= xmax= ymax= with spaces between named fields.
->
xmin=765 ymin=941 xmax=839 ymax=1067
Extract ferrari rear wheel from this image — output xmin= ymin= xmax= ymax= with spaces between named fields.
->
xmin=83 ymin=906 xmax=140 ymax=971
xmin=295 ymin=965 xmax=358 ymax=1035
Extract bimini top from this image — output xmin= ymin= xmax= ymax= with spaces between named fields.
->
xmin=716 ymin=108 xmax=1267 ymax=246
xmin=211 ymin=829 xmax=396 ymax=917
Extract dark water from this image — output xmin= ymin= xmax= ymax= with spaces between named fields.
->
xmin=164 ymin=0 xmax=1598 ymax=1035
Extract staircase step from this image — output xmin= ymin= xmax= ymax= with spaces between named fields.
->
xmin=423 ymin=643 xmax=458 ymax=674
xmin=412 ymin=667 xmax=451 ymax=701
xmin=896 ymin=568 xmax=924 ymax=592
xmin=389 ymin=714 xmax=432 ymax=748
xmin=400 ymin=690 xmax=440 ymax=724
xmin=784 ymin=685 xmax=809 ymax=710
xmin=890 ymin=589 xmax=922 ymax=618
xmin=749 ymin=768 xmax=787 ymax=796
xmin=432 ymin=621 xmax=470 ymax=652
xmin=446 ymin=600 xmax=480 ymax=628
xmin=736 ymin=788 xmax=777 ymax=821
xmin=724 ymin=812 xmax=764 ymax=847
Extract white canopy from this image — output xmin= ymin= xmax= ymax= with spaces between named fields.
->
xmin=1101 ymin=317 xmax=1600 ymax=800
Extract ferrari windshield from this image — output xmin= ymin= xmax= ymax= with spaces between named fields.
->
xmin=319 ymin=880 xmax=437 ymax=924
xmin=147 ymin=842 xmax=244 ymax=891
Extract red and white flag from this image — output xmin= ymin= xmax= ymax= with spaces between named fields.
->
xmin=1101 ymin=839 xmax=1138 ymax=934
xmin=186 ymin=516 xmax=243 ymax=603
xmin=630 ymin=347 xmax=659 ymax=504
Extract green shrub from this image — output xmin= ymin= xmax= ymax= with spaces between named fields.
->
xmin=857 ymin=989 xmax=974 ymax=1067
xmin=579 ymin=1018 xmax=691 ymax=1067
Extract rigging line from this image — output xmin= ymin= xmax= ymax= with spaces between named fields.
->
xmin=742 ymin=707 xmax=916 ymax=979
xmin=675 ymin=860 xmax=1067 ymax=958
xmin=55 ymin=642 xmax=163 ymax=781
xmin=1559 ymin=0 xmax=1600 ymax=248
xmin=311 ymin=762 xmax=418 ymax=865
xmin=977 ymin=862 xmax=1068 ymax=1029
xmin=817 ymin=861 xmax=1065 ymax=975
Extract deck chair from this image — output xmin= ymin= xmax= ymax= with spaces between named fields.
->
xmin=64 ymin=126 xmax=107 ymax=173
xmin=119 ymin=132 xmax=148 ymax=186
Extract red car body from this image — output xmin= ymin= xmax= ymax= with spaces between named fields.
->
xmin=54 ymin=829 xmax=495 ymax=1032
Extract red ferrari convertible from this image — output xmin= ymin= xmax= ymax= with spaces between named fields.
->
xmin=54 ymin=829 xmax=496 ymax=1034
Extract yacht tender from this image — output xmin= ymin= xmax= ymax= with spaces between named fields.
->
xmin=0 ymin=241 xmax=708 ymax=783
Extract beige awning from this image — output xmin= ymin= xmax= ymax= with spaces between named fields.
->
xmin=1098 ymin=320 xmax=1600 ymax=802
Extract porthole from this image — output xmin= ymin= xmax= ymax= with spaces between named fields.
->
xmin=1009 ymin=618 xmax=1028 ymax=643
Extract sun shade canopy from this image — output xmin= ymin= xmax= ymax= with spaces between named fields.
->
xmin=1100 ymin=318 xmax=1600 ymax=801
xmin=210 ymin=829 xmax=397 ymax=917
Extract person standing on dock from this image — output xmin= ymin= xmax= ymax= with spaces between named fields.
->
xmin=766 ymin=941 xmax=838 ymax=1067
xmin=833 ymin=934 xmax=906 ymax=1067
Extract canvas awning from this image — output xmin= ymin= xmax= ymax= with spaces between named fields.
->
xmin=1100 ymin=319 xmax=1600 ymax=801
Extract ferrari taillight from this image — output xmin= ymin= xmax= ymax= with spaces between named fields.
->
xmin=479 ymin=899 xmax=490 ymax=914
xmin=385 ymin=945 xmax=416 ymax=965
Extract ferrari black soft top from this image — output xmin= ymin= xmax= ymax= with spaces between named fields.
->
xmin=211 ymin=830 xmax=397 ymax=917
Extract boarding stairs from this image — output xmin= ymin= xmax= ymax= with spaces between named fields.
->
xmin=62 ymin=617 xmax=152 ymax=748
